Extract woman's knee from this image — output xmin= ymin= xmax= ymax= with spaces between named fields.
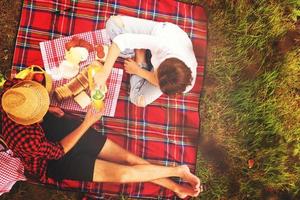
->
xmin=105 ymin=15 xmax=124 ymax=40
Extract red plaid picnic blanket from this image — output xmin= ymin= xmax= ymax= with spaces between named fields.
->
xmin=12 ymin=0 xmax=207 ymax=199
xmin=39 ymin=30 xmax=123 ymax=117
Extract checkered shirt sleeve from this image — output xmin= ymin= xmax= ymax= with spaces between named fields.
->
xmin=1 ymin=79 xmax=65 ymax=179
xmin=16 ymin=127 xmax=65 ymax=160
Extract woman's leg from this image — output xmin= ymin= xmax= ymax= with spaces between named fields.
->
xmin=97 ymin=139 xmax=200 ymax=198
xmin=93 ymin=159 xmax=200 ymax=198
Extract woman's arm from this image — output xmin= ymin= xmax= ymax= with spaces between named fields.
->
xmin=59 ymin=107 xmax=104 ymax=153
xmin=59 ymin=119 xmax=90 ymax=154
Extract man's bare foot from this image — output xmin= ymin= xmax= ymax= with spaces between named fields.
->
xmin=175 ymin=185 xmax=200 ymax=199
xmin=178 ymin=165 xmax=201 ymax=189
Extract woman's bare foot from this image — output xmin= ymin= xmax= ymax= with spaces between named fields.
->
xmin=178 ymin=165 xmax=201 ymax=189
xmin=175 ymin=184 xmax=200 ymax=199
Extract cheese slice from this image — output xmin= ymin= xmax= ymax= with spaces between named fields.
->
xmin=74 ymin=91 xmax=91 ymax=109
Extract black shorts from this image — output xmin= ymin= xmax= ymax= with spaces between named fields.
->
xmin=41 ymin=112 xmax=107 ymax=181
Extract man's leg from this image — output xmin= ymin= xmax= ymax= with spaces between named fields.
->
xmin=105 ymin=16 xmax=134 ymax=58
xmin=128 ymin=49 xmax=162 ymax=107
xmin=98 ymin=139 xmax=200 ymax=198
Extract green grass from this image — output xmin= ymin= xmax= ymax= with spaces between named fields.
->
xmin=196 ymin=0 xmax=300 ymax=199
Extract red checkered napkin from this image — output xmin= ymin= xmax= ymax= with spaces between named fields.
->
xmin=0 ymin=145 xmax=26 ymax=196
xmin=39 ymin=30 xmax=123 ymax=117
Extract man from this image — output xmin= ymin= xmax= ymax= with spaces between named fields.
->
xmin=95 ymin=15 xmax=197 ymax=107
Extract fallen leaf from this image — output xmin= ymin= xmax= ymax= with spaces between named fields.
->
xmin=248 ymin=159 xmax=255 ymax=169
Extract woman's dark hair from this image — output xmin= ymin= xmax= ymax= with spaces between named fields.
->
xmin=157 ymin=58 xmax=192 ymax=95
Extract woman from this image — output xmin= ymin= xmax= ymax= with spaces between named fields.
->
xmin=94 ymin=15 xmax=197 ymax=107
xmin=0 ymin=79 xmax=200 ymax=198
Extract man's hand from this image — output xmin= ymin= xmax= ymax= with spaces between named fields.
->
xmin=48 ymin=106 xmax=64 ymax=117
xmin=124 ymin=58 xmax=141 ymax=75
xmin=83 ymin=106 xmax=105 ymax=127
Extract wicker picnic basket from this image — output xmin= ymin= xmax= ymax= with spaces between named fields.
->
xmin=16 ymin=65 xmax=53 ymax=93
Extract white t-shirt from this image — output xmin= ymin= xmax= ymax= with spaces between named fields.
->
xmin=113 ymin=16 xmax=197 ymax=93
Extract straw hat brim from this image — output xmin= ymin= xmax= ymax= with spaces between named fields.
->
xmin=2 ymin=80 xmax=50 ymax=125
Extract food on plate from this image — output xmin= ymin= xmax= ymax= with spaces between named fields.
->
xmin=64 ymin=36 xmax=93 ymax=52
xmin=67 ymin=78 xmax=85 ymax=96
xmin=79 ymin=39 xmax=94 ymax=52
xmin=67 ymin=47 xmax=89 ymax=62
xmin=95 ymin=44 xmax=109 ymax=62
xmin=54 ymin=68 xmax=89 ymax=101
xmin=65 ymin=36 xmax=80 ymax=51
xmin=64 ymin=50 xmax=81 ymax=66
xmin=54 ymin=85 xmax=73 ymax=102
xmin=95 ymin=45 xmax=104 ymax=58
xmin=59 ymin=37 xmax=93 ymax=80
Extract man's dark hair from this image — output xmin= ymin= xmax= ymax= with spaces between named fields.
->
xmin=157 ymin=58 xmax=192 ymax=95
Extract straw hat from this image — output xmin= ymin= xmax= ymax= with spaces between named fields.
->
xmin=1 ymin=80 xmax=50 ymax=125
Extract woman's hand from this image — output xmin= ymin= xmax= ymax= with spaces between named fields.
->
xmin=59 ymin=105 xmax=104 ymax=154
xmin=124 ymin=58 xmax=141 ymax=75
xmin=92 ymin=61 xmax=108 ymax=88
xmin=94 ymin=71 xmax=107 ymax=87
xmin=83 ymin=106 xmax=105 ymax=127
xmin=48 ymin=106 xmax=64 ymax=118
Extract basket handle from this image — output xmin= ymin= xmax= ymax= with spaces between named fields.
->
xmin=28 ymin=65 xmax=46 ymax=74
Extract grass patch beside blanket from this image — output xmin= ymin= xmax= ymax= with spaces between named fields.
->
xmin=196 ymin=0 xmax=300 ymax=199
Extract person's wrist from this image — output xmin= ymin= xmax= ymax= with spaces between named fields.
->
xmin=82 ymin=119 xmax=92 ymax=130
xmin=136 ymin=66 xmax=144 ymax=76
xmin=101 ymin=73 xmax=109 ymax=85
xmin=138 ymin=63 xmax=147 ymax=69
